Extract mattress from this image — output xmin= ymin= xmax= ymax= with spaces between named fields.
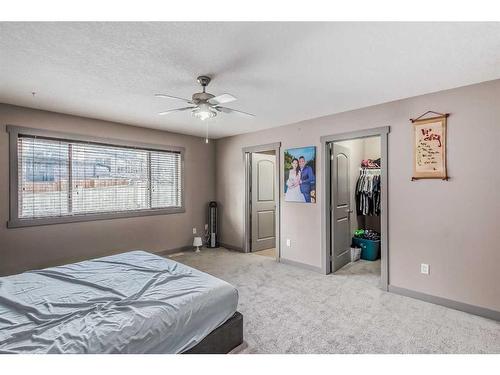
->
xmin=0 ymin=250 xmax=238 ymax=354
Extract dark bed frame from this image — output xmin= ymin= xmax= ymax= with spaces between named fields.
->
xmin=183 ymin=312 xmax=243 ymax=354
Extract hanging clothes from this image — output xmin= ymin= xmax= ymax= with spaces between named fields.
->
xmin=355 ymin=168 xmax=381 ymax=216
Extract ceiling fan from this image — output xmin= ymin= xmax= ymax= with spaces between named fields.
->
xmin=155 ymin=76 xmax=255 ymax=121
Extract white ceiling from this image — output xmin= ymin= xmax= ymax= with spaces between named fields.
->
xmin=1 ymin=22 xmax=499 ymax=139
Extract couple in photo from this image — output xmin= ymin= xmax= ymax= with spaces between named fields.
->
xmin=285 ymin=156 xmax=315 ymax=203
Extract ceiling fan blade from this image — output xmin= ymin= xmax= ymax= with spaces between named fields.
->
xmin=215 ymin=106 xmax=255 ymax=117
xmin=209 ymin=93 xmax=237 ymax=105
xmin=155 ymin=94 xmax=192 ymax=103
xmin=158 ymin=107 xmax=195 ymax=115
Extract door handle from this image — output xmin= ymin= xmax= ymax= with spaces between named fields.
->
xmin=346 ymin=209 xmax=353 ymax=214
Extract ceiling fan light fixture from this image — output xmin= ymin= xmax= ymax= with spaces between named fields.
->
xmin=192 ymin=102 xmax=217 ymax=121
xmin=156 ymin=75 xmax=254 ymax=121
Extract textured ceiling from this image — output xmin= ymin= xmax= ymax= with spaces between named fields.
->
xmin=1 ymin=22 xmax=500 ymax=138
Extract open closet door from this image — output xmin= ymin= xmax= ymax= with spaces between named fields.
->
xmin=331 ymin=143 xmax=352 ymax=272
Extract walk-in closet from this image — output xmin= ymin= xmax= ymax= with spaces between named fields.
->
xmin=330 ymin=135 xmax=382 ymax=285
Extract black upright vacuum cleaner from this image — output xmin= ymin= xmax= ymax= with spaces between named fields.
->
xmin=206 ymin=201 xmax=219 ymax=248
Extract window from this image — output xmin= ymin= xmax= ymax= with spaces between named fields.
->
xmin=8 ymin=126 xmax=184 ymax=227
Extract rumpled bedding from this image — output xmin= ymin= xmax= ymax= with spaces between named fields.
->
xmin=0 ymin=251 xmax=238 ymax=354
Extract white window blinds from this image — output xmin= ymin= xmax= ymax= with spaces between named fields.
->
xmin=151 ymin=151 xmax=182 ymax=208
xmin=17 ymin=135 xmax=183 ymax=220
xmin=18 ymin=137 xmax=70 ymax=218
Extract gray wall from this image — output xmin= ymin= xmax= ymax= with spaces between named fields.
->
xmin=363 ymin=136 xmax=381 ymax=159
xmin=0 ymin=104 xmax=215 ymax=275
xmin=215 ymin=79 xmax=500 ymax=312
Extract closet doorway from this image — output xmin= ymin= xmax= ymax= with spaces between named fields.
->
xmin=321 ymin=127 xmax=389 ymax=290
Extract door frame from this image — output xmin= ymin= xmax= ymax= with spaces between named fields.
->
xmin=242 ymin=142 xmax=281 ymax=259
xmin=320 ymin=127 xmax=390 ymax=290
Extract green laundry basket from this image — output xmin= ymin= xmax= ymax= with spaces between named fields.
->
xmin=352 ymin=237 xmax=380 ymax=261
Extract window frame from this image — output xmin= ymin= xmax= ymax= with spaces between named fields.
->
xmin=7 ymin=125 xmax=185 ymax=228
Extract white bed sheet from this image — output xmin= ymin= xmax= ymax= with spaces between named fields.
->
xmin=0 ymin=251 xmax=238 ymax=353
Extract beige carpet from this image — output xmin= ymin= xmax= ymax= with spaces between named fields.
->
xmin=252 ymin=248 xmax=276 ymax=258
xmin=335 ymin=259 xmax=381 ymax=286
xmin=169 ymin=248 xmax=500 ymax=354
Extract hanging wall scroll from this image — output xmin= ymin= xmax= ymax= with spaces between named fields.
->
xmin=410 ymin=111 xmax=449 ymax=181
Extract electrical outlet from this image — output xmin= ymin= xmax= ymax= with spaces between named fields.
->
xmin=420 ymin=263 xmax=430 ymax=275
xmin=192 ymin=227 xmax=197 ymax=235
xmin=286 ymin=239 xmax=291 ymax=247
xmin=204 ymin=224 xmax=208 ymax=230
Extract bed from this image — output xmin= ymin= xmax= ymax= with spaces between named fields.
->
xmin=0 ymin=250 xmax=242 ymax=354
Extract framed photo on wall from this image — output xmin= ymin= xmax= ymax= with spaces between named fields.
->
xmin=412 ymin=114 xmax=448 ymax=180
xmin=284 ymin=146 xmax=316 ymax=203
